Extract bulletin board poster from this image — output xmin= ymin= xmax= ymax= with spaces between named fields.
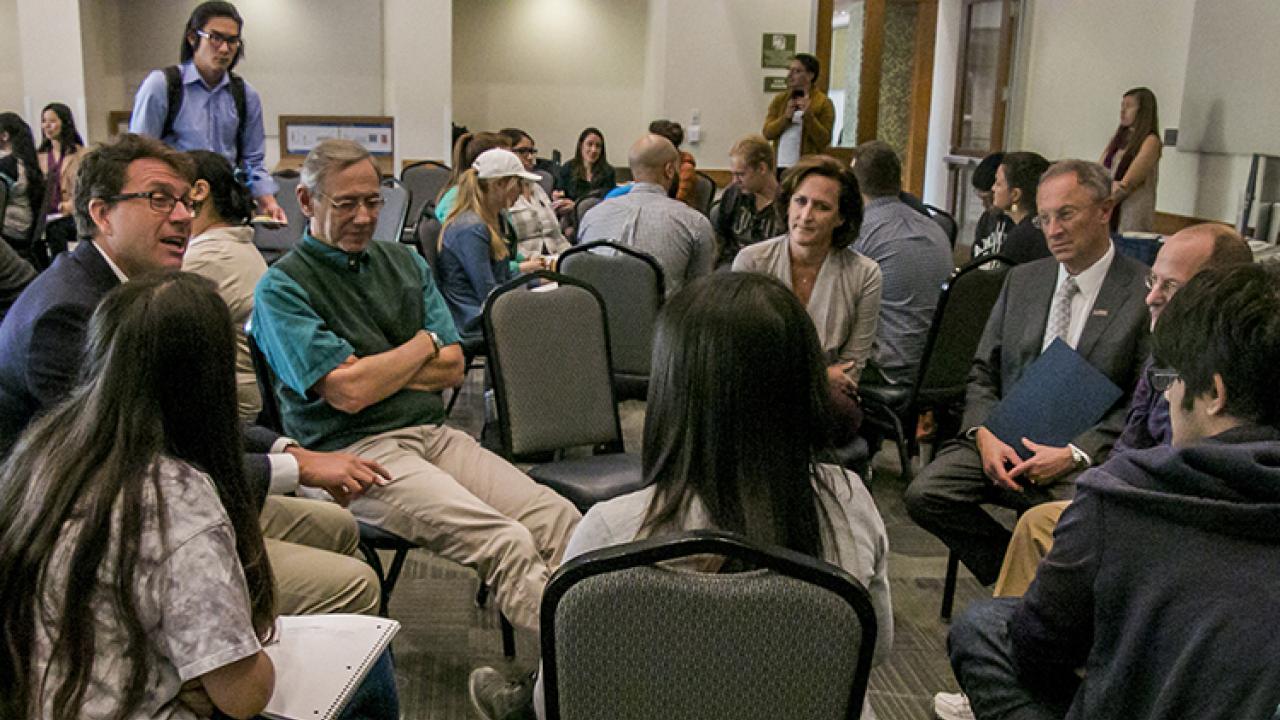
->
xmin=281 ymin=116 xmax=394 ymax=157
xmin=762 ymin=33 xmax=796 ymax=68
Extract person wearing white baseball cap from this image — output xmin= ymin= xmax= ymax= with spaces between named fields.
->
xmin=438 ymin=148 xmax=545 ymax=338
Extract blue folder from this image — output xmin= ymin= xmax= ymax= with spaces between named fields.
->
xmin=983 ymin=338 xmax=1124 ymax=460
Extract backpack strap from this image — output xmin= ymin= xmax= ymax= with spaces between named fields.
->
xmin=161 ymin=65 xmax=183 ymax=141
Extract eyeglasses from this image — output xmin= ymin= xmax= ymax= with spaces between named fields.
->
xmin=318 ymin=193 xmax=384 ymax=214
xmin=512 ymin=147 xmax=538 ymax=156
xmin=1148 ymin=368 xmax=1181 ymax=393
xmin=1032 ymin=202 xmax=1098 ymax=230
xmin=1144 ymin=273 xmax=1181 ymax=295
xmin=195 ymin=28 xmax=242 ymax=49
xmin=105 ymin=191 xmax=195 ymax=214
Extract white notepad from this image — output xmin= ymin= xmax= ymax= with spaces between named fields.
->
xmin=261 ymin=614 xmax=400 ymax=720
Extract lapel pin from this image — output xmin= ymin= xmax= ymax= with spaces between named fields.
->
xmin=1092 ymin=309 xmax=1109 ymax=317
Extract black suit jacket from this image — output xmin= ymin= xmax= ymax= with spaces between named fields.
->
xmin=962 ymin=251 xmax=1150 ymax=461
xmin=0 ymin=242 xmax=277 ymax=500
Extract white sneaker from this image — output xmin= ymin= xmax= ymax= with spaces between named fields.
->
xmin=933 ymin=691 xmax=976 ymax=720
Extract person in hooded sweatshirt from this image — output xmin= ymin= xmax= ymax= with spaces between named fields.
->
xmin=946 ymin=262 xmax=1280 ymax=720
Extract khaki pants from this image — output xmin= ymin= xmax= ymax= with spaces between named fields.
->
xmin=260 ymin=495 xmax=380 ymax=616
xmin=992 ymin=500 xmax=1069 ymax=598
xmin=343 ymin=424 xmax=581 ymax=631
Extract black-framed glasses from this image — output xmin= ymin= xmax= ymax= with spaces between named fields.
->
xmin=1144 ymin=273 xmax=1181 ymax=295
xmin=512 ymin=147 xmax=538 ymax=156
xmin=105 ymin=191 xmax=195 ymax=214
xmin=1148 ymin=367 xmax=1181 ymax=393
xmin=318 ymin=192 xmax=384 ymax=214
xmin=195 ymin=28 xmax=242 ymax=49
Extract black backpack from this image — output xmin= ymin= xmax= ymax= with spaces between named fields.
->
xmin=161 ymin=65 xmax=248 ymax=166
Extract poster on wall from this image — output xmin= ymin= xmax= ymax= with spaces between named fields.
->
xmin=764 ymin=76 xmax=789 ymax=93
xmin=762 ymin=33 xmax=796 ymax=68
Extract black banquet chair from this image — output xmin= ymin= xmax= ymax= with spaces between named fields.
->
xmin=541 ymin=530 xmax=878 ymax=720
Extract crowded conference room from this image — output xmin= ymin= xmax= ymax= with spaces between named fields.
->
xmin=2 ymin=1 xmax=1279 ymax=719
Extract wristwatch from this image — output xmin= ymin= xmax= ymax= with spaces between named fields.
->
xmin=1069 ymin=444 xmax=1091 ymax=470
xmin=427 ymin=331 xmax=441 ymax=359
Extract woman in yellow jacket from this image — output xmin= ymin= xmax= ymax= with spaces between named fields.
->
xmin=763 ymin=53 xmax=835 ymax=173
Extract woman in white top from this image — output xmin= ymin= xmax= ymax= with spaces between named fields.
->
xmin=182 ymin=149 xmax=269 ymax=420
xmin=734 ymin=154 xmax=882 ymax=441
xmin=1100 ymin=87 xmax=1162 ymax=234
xmin=470 ymin=271 xmax=893 ymax=720
xmin=499 ymin=127 xmax=570 ymax=257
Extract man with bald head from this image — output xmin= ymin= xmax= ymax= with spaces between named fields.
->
xmin=577 ymin=133 xmax=714 ymax=296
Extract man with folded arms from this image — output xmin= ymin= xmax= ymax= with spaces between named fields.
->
xmin=904 ymin=160 xmax=1149 ymax=588
xmin=949 ymin=263 xmax=1280 ymax=720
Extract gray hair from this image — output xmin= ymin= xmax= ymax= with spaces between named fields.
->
xmin=299 ymin=138 xmax=379 ymax=194
xmin=1040 ymin=159 xmax=1111 ymax=204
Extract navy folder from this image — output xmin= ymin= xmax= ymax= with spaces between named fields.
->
xmin=983 ymin=338 xmax=1124 ymax=460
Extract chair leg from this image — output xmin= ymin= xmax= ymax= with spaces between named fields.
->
xmin=378 ymin=548 xmax=409 ymax=617
xmin=475 ymin=583 xmax=489 ymax=608
xmin=357 ymin=541 xmax=391 ymax=618
xmin=500 ymin=612 xmax=516 ymax=659
xmin=941 ymin=550 xmax=960 ymax=623
xmin=445 ymin=356 xmax=477 ymax=417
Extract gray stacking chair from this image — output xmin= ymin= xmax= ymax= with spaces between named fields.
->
xmin=400 ymin=160 xmax=451 ymax=223
xmin=690 ymin=170 xmax=716 ymax=218
xmin=482 ymin=271 xmax=645 ymax=511
xmin=541 ymin=530 xmax=878 ymax=720
xmin=557 ymin=241 xmax=665 ymax=401
xmin=372 ymin=177 xmax=411 ymax=243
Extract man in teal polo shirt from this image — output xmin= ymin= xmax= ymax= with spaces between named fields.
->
xmin=251 ymin=139 xmax=580 ymax=632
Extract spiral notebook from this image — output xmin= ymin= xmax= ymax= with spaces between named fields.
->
xmin=262 ymin=614 xmax=400 ymax=720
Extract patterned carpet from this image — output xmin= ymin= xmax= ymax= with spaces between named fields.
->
xmin=380 ymin=376 xmax=988 ymax=719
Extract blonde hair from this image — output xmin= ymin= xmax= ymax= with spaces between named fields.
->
xmin=442 ymin=168 xmax=510 ymax=261
xmin=730 ymin=134 xmax=774 ymax=171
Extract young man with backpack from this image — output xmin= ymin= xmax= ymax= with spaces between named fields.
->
xmin=130 ymin=1 xmax=286 ymax=223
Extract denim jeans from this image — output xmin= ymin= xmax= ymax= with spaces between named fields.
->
xmin=947 ymin=597 xmax=1074 ymax=720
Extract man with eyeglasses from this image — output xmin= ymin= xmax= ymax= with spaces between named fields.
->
xmin=251 ymin=139 xmax=581 ymax=634
xmin=905 ymin=159 xmax=1150 ymax=601
xmin=130 ymin=1 xmax=286 ymax=224
xmin=0 ymin=133 xmax=390 ymax=622
xmin=947 ymin=263 xmax=1280 ymax=720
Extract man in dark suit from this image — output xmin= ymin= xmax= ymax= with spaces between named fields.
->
xmin=0 ymin=133 xmax=384 ymax=616
xmin=905 ymin=159 xmax=1150 ymax=587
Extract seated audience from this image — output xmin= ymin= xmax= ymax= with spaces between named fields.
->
xmin=439 ymin=148 xmax=543 ymax=339
xmin=949 ymin=262 xmax=1280 ymax=720
xmin=469 ymin=271 xmax=893 ymax=720
xmin=0 ymin=112 xmax=46 ymax=255
xmin=978 ymin=152 xmax=1052 ymax=263
xmin=182 ymin=149 xmax=268 ymax=420
xmin=934 ymin=223 xmax=1254 ymax=720
xmin=435 ymin=130 xmax=511 ymax=223
xmin=904 ymin=160 xmax=1149 ymax=588
xmin=0 ymin=133 xmax=382 ymax=618
xmin=0 ymin=272 xmax=398 ymax=720
xmin=970 ymin=152 xmax=1009 ymax=257
xmin=850 ymin=140 xmax=952 ymax=387
xmin=715 ymin=133 xmax=783 ymax=267
xmin=578 ymin=133 xmax=715 ymax=297
xmin=606 ymin=120 xmax=697 ymax=207
xmin=498 ymin=127 xmax=570 ymax=257
xmin=552 ymin=126 xmax=615 ymax=214
xmin=251 ymin=139 xmax=580 ymax=633
xmin=762 ymin=53 xmax=835 ymax=172
xmin=733 ymin=155 xmax=882 ymax=439
xmin=36 ymin=102 xmax=84 ymax=258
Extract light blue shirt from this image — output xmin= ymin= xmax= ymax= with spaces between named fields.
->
xmin=130 ymin=62 xmax=277 ymax=198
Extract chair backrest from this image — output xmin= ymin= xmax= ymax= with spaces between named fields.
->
xmin=414 ymin=211 xmax=443 ymax=280
xmin=271 ymin=169 xmax=305 ymax=231
xmin=574 ymin=193 xmax=603 ymax=228
xmin=252 ymin=223 xmax=303 ymax=265
xmin=541 ymin=530 xmax=877 ymax=720
xmin=535 ymin=168 xmax=556 ymax=196
xmin=558 ymin=241 xmax=664 ymax=387
xmin=912 ymin=254 xmax=1014 ymax=405
xmin=400 ymin=160 xmax=451 ymax=223
xmin=924 ymin=203 xmax=958 ymax=249
xmin=247 ymin=333 xmax=284 ymax=433
xmin=0 ymin=178 xmax=9 ymax=228
xmin=483 ymin=270 xmax=623 ymax=456
xmin=691 ymin=171 xmax=716 ymax=218
xmin=372 ymin=177 xmax=411 ymax=243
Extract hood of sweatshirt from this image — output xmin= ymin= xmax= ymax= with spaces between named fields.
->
xmin=1079 ymin=424 xmax=1280 ymax=542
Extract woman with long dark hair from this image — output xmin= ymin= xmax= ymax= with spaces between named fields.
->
xmin=498 ymin=126 xmax=569 ymax=256
xmin=0 ymin=273 xmax=276 ymax=719
xmin=182 ymin=149 xmax=267 ymax=420
xmin=552 ymin=126 xmax=615 ymax=213
xmin=1100 ymin=87 xmax=1162 ymax=233
xmin=0 ymin=112 xmax=46 ymax=250
xmin=36 ymin=103 xmax=85 ymax=257
xmin=470 ymin=272 xmax=893 ymax=720
xmin=980 ymin=151 xmax=1052 ymax=263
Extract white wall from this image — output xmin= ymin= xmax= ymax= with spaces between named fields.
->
xmin=1011 ymin=0 xmax=1251 ymax=223
xmin=922 ymin=0 xmax=961 ymax=206
xmin=384 ymin=0 xmax=452 ymax=166
xmin=0 ymin=0 xmax=24 ymax=113
xmin=452 ymin=0 xmax=651 ymax=164
xmin=647 ymin=0 xmax=815 ymax=167
xmin=80 ymin=0 xmax=127 ymax=143
xmin=16 ymin=0 xmax=87 ymax=127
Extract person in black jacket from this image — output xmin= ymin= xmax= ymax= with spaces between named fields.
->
xmin=948 ymin=263 xmax=1280 ymax=720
